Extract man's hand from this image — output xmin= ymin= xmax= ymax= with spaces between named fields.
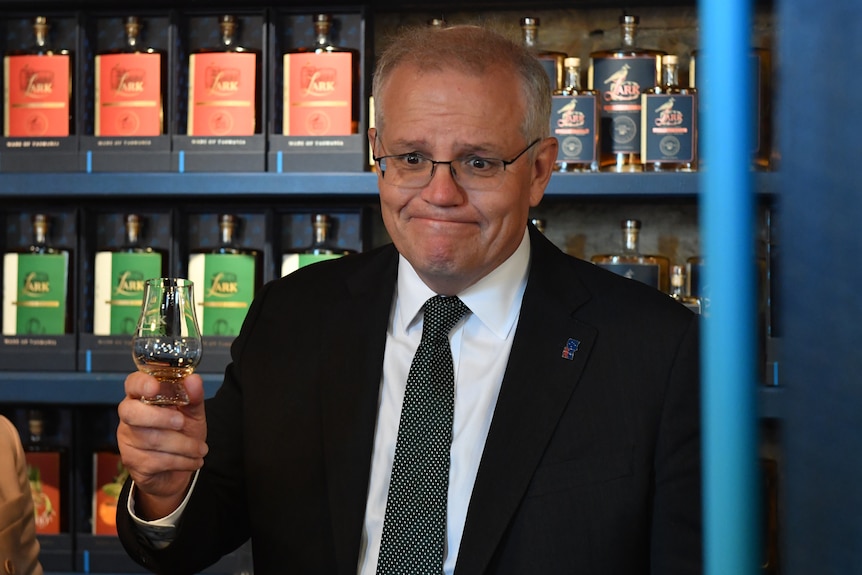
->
xmin=117 ymin=372 xmax=208 ymax=520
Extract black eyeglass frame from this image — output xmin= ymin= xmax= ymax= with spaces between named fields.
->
xmin=372 ymin=138 xmax=542 ymax=185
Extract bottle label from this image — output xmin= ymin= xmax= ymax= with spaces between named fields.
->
xmin=551 ymin=94 xmax=598 ymax=164
xmin=95 ymin=52 xmax=163 ymax=136
xmin=187 ymin=252 xmax=256 ymax=336
xmin=2 ymin=252 xmax=69 ymax=335
xmin=595 ymin=262 xmax=660 ymax=289
xmin=187 ymin=52 xmax=256 ymax=136
xmin=590 ymin=56 xmax=659 ymax=154
xmin=281 ymin=252 xmax=343 ymax=276
xmin=3 ymin=54 xmax=71 ymax=137
xmin=93 ymin=451 xmax=126 ymax=535
xmin=641 ymin=93 xmax=696 ymax=163
xmin=25 ymin=451 xmax=62 ymax=534
xmin=283 ymin=51 xmax=354 ymax=136
xmin=93 ymin=251 xmax=163 ymax=335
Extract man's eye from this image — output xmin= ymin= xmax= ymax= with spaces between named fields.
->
xmin=403 ymin=153 xmax=424 ymax=166
xmin=464 ymin=157 xmax=496 ymax=171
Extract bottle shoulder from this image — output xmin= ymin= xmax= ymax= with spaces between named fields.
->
xmin=97 ymin=46 xmax=165 ymax=56
xmin=590 ymin=47 xmax=664 ymax=59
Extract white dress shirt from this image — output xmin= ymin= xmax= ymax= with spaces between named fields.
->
xmin=130 ymin=228 xmax=531 ymax=574
xmin=357 ymin=229 xmax=530 ymax=575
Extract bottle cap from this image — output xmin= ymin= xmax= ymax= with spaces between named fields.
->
xmin=520 ymin=17 xmax=539 ymax=27
xmin=620 ymin=14 xmax=640 ymax=25
xmin=622 ymin=219 xmax=642 ymax=230
xmin=663 ymin=55 xmax=679 ymax=65
xmin=564 ymin=57 xmax=581 ymax=67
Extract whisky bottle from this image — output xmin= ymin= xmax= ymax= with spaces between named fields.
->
xmin=94 ymin=16 xmax=166 ymax=137
xmin=188 ymin=214 xmax=262 ymax=336
xmin=520 ymin=17 xmax=567 ymax=92
xmin=24 ymin=409 xmax=69 ymax=534
xmin=3 ymin=16 xmax=74 ymax=137
xmin=2 ymin=213 xmax=72 ymax=335
xmin=591 ymin=219 xmax=669 ymax=292
xmin=91 ymin=410 xmax=126 ymax=536
xmin=282 ymin=214 xmax=356 ymax=276
xmin=588 ymin=15 xmax=664 ymax=172
xmin=283 ymin=14 xmax=360 ymax=136
xmin=670 ymin=264 xmax=702 ymax=313
xmin=552 ymin=57 xmax=600 ymax=172
xmin=641 ymin=54 xmax=698 ymax=172
xmin=93 ymin=214 xmax=167 ymax=335
xmin=187 ymin=15 xmax=260 ymax=136
xmin=690 ymin=47 xmax=773 ymax=170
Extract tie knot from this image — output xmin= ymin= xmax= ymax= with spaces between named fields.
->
xmin=422 ymin=295 xmax=470 ymax=342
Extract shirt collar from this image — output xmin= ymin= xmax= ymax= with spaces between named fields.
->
xmin=396 ymin=227 xmax=531 ymax=339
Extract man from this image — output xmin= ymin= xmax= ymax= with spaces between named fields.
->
xmin=117 ymin=24 xmax=701 ymax=574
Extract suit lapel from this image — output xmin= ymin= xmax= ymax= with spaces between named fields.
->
xmin=317 ymin=246 xmax=399 ymax=575
xmin=456 ymin=229 xmax=597 ymax=575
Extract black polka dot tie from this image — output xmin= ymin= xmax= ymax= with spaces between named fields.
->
xmin=376 ymin=295 xmax=470 ymax=575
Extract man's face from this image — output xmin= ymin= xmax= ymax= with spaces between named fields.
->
xmin=370 ymin=64 xmax=556 ymax=295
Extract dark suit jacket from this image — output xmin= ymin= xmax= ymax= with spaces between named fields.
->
xmin=118 ymin=225 xmax=702 ymax=575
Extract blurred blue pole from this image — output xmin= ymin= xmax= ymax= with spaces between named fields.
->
xmin=697 ymin=0 xmax=761 ymax=574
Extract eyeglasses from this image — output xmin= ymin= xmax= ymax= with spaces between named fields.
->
xmin=372 ymin=138 xmax=541 ymax=192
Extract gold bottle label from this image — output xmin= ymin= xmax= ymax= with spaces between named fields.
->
xmin=95 ymin=52 xmax=162 ymax=136
xmin=3 ymin=54 xmax=71 ymax=137
xmin=187 ymin=52 xmax=256 ymax=136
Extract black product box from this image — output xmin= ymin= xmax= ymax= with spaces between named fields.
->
xmin=0 ymin=210 xmax=78 ymax=371
xmin=172 ymin=135 xmax=266 ymax=172
xmin=0 ymin=335 xmax=76 ymax=371
xmin=267 ymin=9 xmax=371 ymax=172
xmin=0 ymin=137 xmax=81 ymax=172
xmin=77 ymin=13 xmax=174 ymax=172
xmin=76 ymin=210 xmax=173 ymax=373
xmin=0 ymin=13 xmax=82 ymax=173
xmin=171 ymin=11 xmax=267 ymax=172
xmin=80 ymin=136 xmax=172 ymax=172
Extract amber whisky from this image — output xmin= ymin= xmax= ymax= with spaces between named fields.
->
xmin=188 ymin=214 xmax=262 ymax=336
xmin=552 ymin=57 xmax=600 ymax=172
xmin=93 ymin=214 xmax=167 ymax=335
xmin=187 ymin=15 xmax=260 ymax=136
xmin=3 ymin=16 xmax=73 ymax=137
xmin=641 ymin=55 xmax=697 ymax=172
xmin=283 ymin=14 xmax=360 ymax=136
xmin=589 ymin=15 xmax=664 ymax=172
xmin=591 ymin=219 xmax=669 ymax=292
xmin=2 ymin=213 xmax=72 ymax=335
xmin=282 ymin=213 xmax=356 ymax=276
xmin=520 ymin=17 xmax=567 ymax=92
xmin=94 ymin=16 xmax=166 ymax=136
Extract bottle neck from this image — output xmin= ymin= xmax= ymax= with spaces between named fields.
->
xmin=622 ymin=227 xmax=640 ymax=254
xmin=670 ymin=267 xmax=686 ymax=297
xmin=33 ymin=22 xmax=50 ymax=51
xmin=125 ymin=24 xmax=141 ymax=50
xmin=621 ymin=22 xmax=638 ymax=48
xmin=662 ymin=63 xmax=679 ymax=88
xmin=219 ymin=223 xmax=237 ymax=247
xmin=31 ymin=218 xmax=49 ymax=251
xmin=220 ymin=21 xmax=238 ymax=50
xmin=564 ymin=67 xmax=581 ymax=90
xmin=315 ymin=22 xmax=333 ymax=49
xmin=125 ymin=221 xmax=141 ymax=248
xmin=522 ymin=26 xmax=538 ymax=48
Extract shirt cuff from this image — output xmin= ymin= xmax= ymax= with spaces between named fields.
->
xmin=126 ymin=470 xmax=200 ymax=549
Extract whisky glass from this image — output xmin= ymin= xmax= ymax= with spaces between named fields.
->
xmin=131 ymin=278 xmax=202 ymax=406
